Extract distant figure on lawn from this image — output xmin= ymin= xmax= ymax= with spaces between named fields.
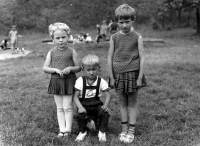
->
xmin=108 ymin=18 xmax=118 ymax=37
xmin=85 ymin=33 xmax=93 ymax=43
xmin=0 ymin=39 xmax=9 ymax=50
xmin=95 ymin=24 xmax=102 ymax=43
xmin=108 ymin=4 xmax=147 ymax=144
xmin=73 ymin=54 xmax=111 ymax=142
xmin=8 ymin=25 xmax=18 ymax=54
xmin=100 ymin=20 xmax=108 ymax=42
xmin=43 ymin=22 xmax=81 ymax=138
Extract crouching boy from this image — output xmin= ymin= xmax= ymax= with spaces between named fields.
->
xmin=73 ymin=54 xmax=111 ymax=142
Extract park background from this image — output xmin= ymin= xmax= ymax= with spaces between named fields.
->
xmin=0 ymin=0 xmax=200 ymax=146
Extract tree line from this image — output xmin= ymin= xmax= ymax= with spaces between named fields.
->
xmin=0 ymin=0 xmax=199 ymax=34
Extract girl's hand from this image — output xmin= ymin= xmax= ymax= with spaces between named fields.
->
xmin=55 ymin=69 xmax=62 ymax=77
xmin=136 ymin=78 xmax=142 ymax=89
xmin=78 ymin=107 xmax=86 ymax=113
xmin=101 ymin=105 xmax=109 ymax=112
xmin=110 ymin=78 xmax=115 ymax=89
xmin=62 ymin=67 xmax=71 ymax=75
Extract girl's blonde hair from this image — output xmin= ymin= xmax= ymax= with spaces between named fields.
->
xmin=48 ymin=22 xmax=70 ymax=38
xmin=82 ymin=54 xmax=100 ymax=67
xmin=115 ymin=4 xmax=136 ymax=22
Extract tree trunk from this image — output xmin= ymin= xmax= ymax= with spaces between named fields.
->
xmin=187 ymin=12 xmax=190 ymax=27
xmin=196 ymin=8 xmax=200 ymax=34
xmin=162 ymin=14 xmax=165 ymax=28
xmin=13 ymin=16 xmax=16 ymax=25
xmin=178 ymin=9 xmax=181 ymax=27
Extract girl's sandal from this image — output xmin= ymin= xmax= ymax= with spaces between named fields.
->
xmin=63 ymin=132 xmax=70 ymax=137
xmin=124 ymin=134 xmax=135 ymax=143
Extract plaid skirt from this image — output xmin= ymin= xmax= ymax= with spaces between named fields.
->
xmin=109 ymin=70 xmax=147 ymax=93
xmin=48 ymin=73 xmax=76 ymax=95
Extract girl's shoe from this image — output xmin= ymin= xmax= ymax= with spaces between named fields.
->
xmin=124 ymin=133 xmax=134 ymax=143
xmin=75 ymin=131 xmax=87 ymax=141
xmin=57 ymin=132 xmax=70 ymax=138
xmin=119 ymin=132 xmax=127 ymax=142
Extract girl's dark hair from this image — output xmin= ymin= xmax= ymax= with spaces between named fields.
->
xmin=115 ymin=4 xmax=136 ymax=22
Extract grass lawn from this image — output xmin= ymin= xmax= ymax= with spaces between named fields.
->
xmin=0 ymin=27 xmax=200 ymax=146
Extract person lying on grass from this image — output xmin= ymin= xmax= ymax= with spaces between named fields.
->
xmin=73 ymin=54 xmax=111 ymax=142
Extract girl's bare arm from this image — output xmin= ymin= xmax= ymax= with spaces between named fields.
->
xmin=43 ymin=51 xmax=60 ymax=74
xmin=138 ymin=35 xmax=145 ymax=79
xmin=108 ymin=36 xmax=114 ymax=79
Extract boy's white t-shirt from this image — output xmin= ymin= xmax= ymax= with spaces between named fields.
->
xmin=74 ymin=76 xmax=109 ymax=99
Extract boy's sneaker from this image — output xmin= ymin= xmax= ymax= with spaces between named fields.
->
xmin=119 ymin=132 xmax=127 ymax=142
xmin=75 ymin=131 xmax=87 ymax=141
xmin=124 ymin=133 xmax=135 ymax=143
xmin=98 ymin=131 xmax=106 ymax=142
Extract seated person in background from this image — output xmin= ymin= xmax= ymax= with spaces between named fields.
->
xmin=73 ymin=54 xmax=111 ymax=142
xmin=68 ymin=32 xmax=74 ymax=43
xmin=85 ymin=33 xmax=93 ymax=43
xmin=73 ymin=34 xmax=80 ymax=44
xmin=0 ymin=39 xmax=8 ymax=50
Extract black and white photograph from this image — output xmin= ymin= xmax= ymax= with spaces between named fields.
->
xmin=0 ymin=0 xmax=200 ymax=146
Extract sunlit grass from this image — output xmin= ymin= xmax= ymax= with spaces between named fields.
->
xmin=0 ymin=27 xmax=200 ymax=145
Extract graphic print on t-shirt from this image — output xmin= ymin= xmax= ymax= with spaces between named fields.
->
xmin=86 ymin=89 xmax=96 ymax=98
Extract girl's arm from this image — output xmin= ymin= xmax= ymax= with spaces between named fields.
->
xmin=43 ymin=51 xmax=61 ymax=74
xmin=102 ymin=91 xmax=111 ymax=108
xmin=138 ymin=35 xmax=145 ymax=79
xmin=72 ymin=50 xmax=81 ymax=73
xmin=108 ymin=36 xmax=115 ymax=85
xmin=8 ymin=31 xmax=11 ymax=40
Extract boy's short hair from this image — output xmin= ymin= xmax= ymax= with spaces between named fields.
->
xmin=115 ymin=4 xmax=136 ymax=22
xmin=82 ymin=54 xmax=100 ymax=67
xmin=49 ymin=22 xmax=70 ymax=38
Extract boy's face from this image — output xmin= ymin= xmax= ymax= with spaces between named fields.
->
xmin=118 ymin=18 xmax=133 ymax=33
xmin=83 ymin=64 xmax=100 ymax=80
xmin=53 ymin=29 xmax=68 ymax=48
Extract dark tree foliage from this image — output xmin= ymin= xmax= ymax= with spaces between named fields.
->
xmin=0 ymin=0 xmax=197 ymax=33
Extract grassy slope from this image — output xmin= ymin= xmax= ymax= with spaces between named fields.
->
xmin=0 ymin=27 xmax=200 ymax=146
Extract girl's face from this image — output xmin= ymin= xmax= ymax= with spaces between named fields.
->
xmin=53 ymin=30 xmax=68 ymax=48
xmin=118 ymin=18 xmax=133 ymax=34
xmin=83 ymin=64 xmax=100 ymax=80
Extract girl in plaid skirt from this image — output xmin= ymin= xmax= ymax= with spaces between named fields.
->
xmin=108 ymin=4 xmax=147 ymax=144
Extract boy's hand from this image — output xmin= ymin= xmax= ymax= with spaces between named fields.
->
xmin=62 ymin=67 xmax=70 ymax=75
xmin=136 ymin=78 xmax=142 ymax=89
xmin=101 ymin=105 xmax=109 ymax=112
xmin=78 ymin=107 xmax=86 ymax=113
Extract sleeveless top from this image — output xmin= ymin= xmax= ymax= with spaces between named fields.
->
xmin=50 ymin=46 xmax=75 ymax=78
xmin=112 ymin=31 xmax=140 ymax=73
